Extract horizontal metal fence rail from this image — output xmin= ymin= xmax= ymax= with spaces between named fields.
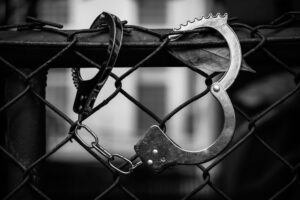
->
xmin=1 ymin=26 xmax=300 ymax=68
xmin=0 ymin=12 xmax=300 ymax=200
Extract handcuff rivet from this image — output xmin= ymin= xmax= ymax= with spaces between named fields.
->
xmin=213 ymin=85 xmax=220 ymax=92
xmin=152 ymin=149 xmax=158 ymax=154
xmin=147 ymin=160 xmax=153 ymax=165
xmin=79 ymin=105 xmax=83 ymax=111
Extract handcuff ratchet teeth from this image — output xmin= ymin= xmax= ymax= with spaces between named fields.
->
xmin=72 ymin=12 xmax=140 ymax=175
xmin=72 ymin=12 xmax=123 ymax=120
xmin=134 ymin=13 xmax=242 ymax=172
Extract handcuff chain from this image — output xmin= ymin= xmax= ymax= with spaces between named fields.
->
xmin=108 ymin=154 xmax=142 ymax=175
xmin=74 ymin=122 xmax=141 ymax=174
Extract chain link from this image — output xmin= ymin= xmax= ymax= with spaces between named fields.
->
xmin=109 ymin=154 xmax=143 ymax=175
xmin=74 ymin=122 xmax=142 ymax=174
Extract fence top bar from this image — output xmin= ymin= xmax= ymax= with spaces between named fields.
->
xmin=0 ymin=27 xmax=300 ymax=68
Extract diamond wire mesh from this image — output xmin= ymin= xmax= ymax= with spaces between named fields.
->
xmin=0 ymin=12 xmax=300 ymax=200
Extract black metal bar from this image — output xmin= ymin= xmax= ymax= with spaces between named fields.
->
xmin=0 ymin=27 xmax=300 ymax=68
xmin=3 ymin=68 xmax=47 ymax=199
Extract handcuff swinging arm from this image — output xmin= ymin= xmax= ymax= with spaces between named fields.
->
xmin=72 ymin=12 xmax=123 ymax=120
xmin=134 ymin=14 xmax=242 ymax=172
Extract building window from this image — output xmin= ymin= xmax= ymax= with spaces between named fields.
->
xmin=137 ymin=84 xmax=166 ymax=133
xmin=137 ymin=0 xmax=167 ymax=25
xmin=38 ymin=0 xmax=69 ymax=24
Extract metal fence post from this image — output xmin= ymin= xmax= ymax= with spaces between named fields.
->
xmin=3 ymin=68 xmax=47 ymax=199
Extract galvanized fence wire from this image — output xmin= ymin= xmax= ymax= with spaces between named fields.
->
xmin=0 ymin=11 xmax=300 ymax=199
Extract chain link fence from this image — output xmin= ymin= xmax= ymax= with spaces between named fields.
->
xmin=0 ymin=12 xmax=300 ymax=199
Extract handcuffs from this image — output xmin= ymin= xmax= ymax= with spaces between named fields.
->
xmin=134 ymin=13 xmax=242 ymax=172
xmin=72 ymin=12 xmax=141 ymax=174
xmin=72 ymin=13 xmax=242 ymax=174
xmin=72 ymin=12 xmax=123 ymax=121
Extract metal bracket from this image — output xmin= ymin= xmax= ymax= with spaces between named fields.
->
xmin=134 ymin=13 xmax=242 ymax=172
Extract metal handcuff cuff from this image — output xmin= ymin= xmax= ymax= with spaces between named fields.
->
xmin=71 ymin=12 xmax=139 ymax=174
xmin=72 ymin=12 xmax=123 ymax=120
xmin=71 ymin=13 xmax=242 ymax=174
xmin=134 ymin=13 xmax=242 ymax=172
